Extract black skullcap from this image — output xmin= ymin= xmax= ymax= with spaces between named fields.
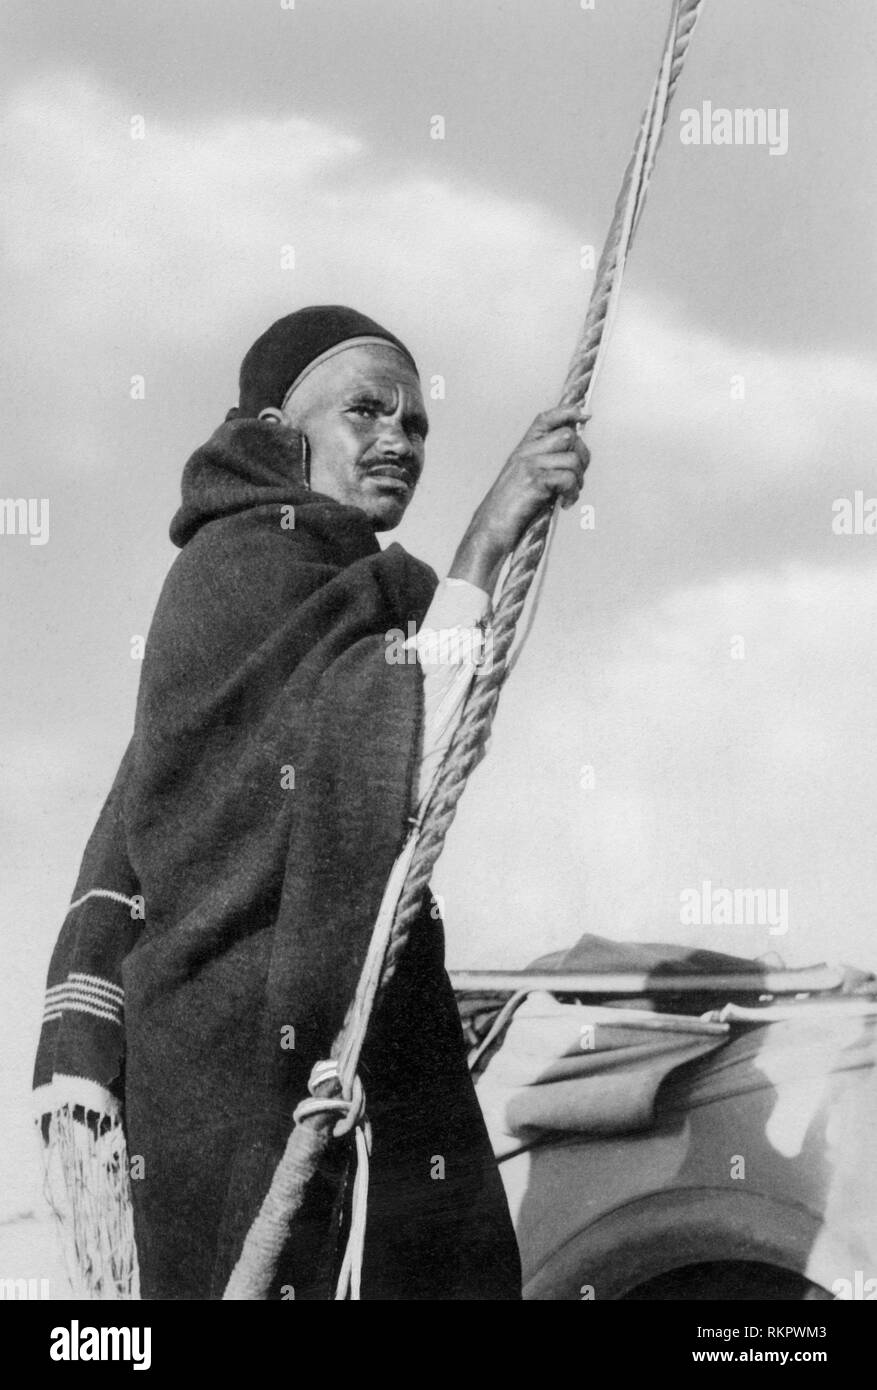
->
xmin=235 ymin=305 xmax=417 ymax=418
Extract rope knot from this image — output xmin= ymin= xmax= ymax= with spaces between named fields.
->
xmin=292 ymin=1060 xmax=368 ymax=1140
xmin=290 ymin=1061 xmax=373 ymax=1300
xmin=308 ymin=1058 xmax=342 ymax=1096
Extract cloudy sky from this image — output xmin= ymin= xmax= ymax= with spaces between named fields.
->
xmin=2 ymin=0 xmax=876 ymax=1209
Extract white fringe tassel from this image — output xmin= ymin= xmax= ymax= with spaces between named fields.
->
xmin=40 ymin=1105 xmax=140 ymax=1300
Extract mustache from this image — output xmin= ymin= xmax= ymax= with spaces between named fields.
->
xmin=362 ymin=458 xmax=421 ymax=487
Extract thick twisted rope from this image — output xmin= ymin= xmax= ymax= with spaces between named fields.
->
xmin=338 ymin=0 xmax=706 ymax=1080
xmin=224 ymin=0 xmax=705 ymax=1301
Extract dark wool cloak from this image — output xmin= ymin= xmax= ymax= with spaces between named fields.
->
xmin=34 ymin=418 xmax=521 ymax=1301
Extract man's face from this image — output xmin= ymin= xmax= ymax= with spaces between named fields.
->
xmin=283 ymin=345 xmax=428 ymax=530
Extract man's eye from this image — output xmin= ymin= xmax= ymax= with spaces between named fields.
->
xmin=350 ymin=402 xmax=380 ymax=418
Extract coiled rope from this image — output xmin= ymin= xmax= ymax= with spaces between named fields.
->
xmin=223 ymin=0 xmax=706 ymax=1301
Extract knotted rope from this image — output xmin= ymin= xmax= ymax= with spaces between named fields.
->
xmin=223 ymin=0 xmax=706 ymax=1301
xmin=291 ymin=1061 xmax=372 ymax=1301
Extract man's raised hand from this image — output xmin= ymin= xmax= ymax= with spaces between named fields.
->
xmin=449 ymin=405 xmax=591 ymax=593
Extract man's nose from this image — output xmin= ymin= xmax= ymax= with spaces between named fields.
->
xmin=376 ymin=418 xmax=415 ymax=458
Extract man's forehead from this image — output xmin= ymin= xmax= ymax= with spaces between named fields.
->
xmin=330 ymin=346 xmax=422 ymax=393
xmin=283 ymin=343 xmax=424 ymax=419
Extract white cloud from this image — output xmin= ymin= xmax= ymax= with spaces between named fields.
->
xmin=439 ymin=559 xmax=877 ymax=973
xmin=0 ymin=76 xmax=578 ymax=447
xmin=595 ymin=293 xmax=877 ymax=495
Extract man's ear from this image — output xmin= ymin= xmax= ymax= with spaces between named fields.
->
xmin=256 ymin=410 xmax=310 ymax=487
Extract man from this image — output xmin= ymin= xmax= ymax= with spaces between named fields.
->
xmin=35 ymin=306 xmax=588 ymax=1300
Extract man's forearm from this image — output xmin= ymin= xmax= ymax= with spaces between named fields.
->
xmin=448 ymin=516 xmax=506 ymax=595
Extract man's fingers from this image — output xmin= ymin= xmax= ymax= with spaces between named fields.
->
xmin=575 ymin=434 xmax=591 ymax=470
xmin=539 ymin=457 xmax=585 ymax=504
xmin=525 ymin=405 xmax=588 ymax=439
xmin=523 ymin=424 xmax=582 ymax=455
